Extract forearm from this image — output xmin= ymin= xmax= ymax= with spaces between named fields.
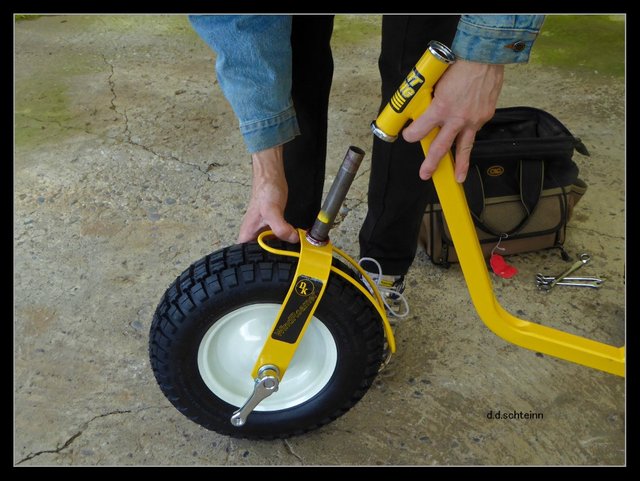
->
xmin=452 ymin=15 xmax=545 ymax=64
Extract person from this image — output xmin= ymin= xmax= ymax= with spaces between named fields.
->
xmin=189 ymin=15 xmax=545 ymax=316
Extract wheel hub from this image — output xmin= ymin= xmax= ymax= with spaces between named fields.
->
xmin=197 ymin=303 xmax=338 ymax=411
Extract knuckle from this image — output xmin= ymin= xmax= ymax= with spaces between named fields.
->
xmin=429 ymin=141 xmax=449 ymax=157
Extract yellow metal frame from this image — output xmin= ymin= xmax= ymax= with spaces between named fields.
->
xmin=252 ymin=229 xmax=396 ymax=380
xmin=372 ymin=42 xmax=624 ymax=377
xmin=428 ymin=143 xmax=625 ymax=377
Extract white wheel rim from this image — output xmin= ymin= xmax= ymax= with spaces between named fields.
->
xmin=197 ymin=303 xmax=338 ymax=411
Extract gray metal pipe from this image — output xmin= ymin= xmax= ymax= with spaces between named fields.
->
xmin=307 ymin=146 xmax=365 ymax=244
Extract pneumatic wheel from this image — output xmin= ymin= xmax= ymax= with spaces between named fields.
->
xmin=148 ymin=241 xmax=385 ymax=439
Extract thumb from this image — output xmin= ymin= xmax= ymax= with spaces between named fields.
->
xmin=263 ymin=204 xmax=299 ymax=244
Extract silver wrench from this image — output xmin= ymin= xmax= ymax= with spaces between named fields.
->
xmin=536 ymin=275 xmax=603 ymax=283
xmin=230 ymin=365 xmax=280 ymax=427
xmin=536 ymin=253 xmax=591 ymax=291
xmin=536 ymin=280 xmax=601 ymax=289
xmin=536 ymin=275 xmax=604 ymax=285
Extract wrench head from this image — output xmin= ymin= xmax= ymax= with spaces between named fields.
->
xmin=536 ymin=281 xmax=553 ymax=291
xmin=535 ymin=273 xmax=552 ymax=285
xmin=579 ymin=253 xmax=591 ymax=263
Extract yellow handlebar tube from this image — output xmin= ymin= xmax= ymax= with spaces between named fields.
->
xmin=372 ymin=46 xmax=452 ymax=141
xmin=373 ymin=41 xmax=624 ymax=377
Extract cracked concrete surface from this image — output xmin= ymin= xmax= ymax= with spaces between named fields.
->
xmin=16 ymin=409 xmax=133 ymax=465
xmin=14 ymin=15 xmax=625 ymax=466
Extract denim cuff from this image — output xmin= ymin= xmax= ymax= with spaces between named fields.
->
xmin=240 ymin=105 xmax=300 ymax=154
xmin=452 ymin=16 xmax=543 ymax=64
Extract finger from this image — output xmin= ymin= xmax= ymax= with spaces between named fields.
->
xmin=418 ymin=123 xmax=459 ymax=181
xmin=261 ymin=203 xmax=299 ymax=244
xmin=401 ymin=109 xmax=440 ymax=143
xmin=237 ymin=210 xmax=263 ymax=243
xmin=453 ymin=129 xmax=476 ymax=183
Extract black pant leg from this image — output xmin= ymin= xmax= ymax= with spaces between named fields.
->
xmin=359 ymin=15 xmax=460 ymax=275
xmin=283 ymin=15 xmax=335 ymax=230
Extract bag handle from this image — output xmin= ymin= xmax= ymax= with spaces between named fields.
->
xmin=464 ymin=159 xmax=544 ymax=237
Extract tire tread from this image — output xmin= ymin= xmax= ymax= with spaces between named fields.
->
xmin=149 ymin=241 xmax=383 ymax=439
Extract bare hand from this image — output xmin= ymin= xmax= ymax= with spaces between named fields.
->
xmin=402 ymin=59 xmax=505 ymax=183
xmin=237 ymin=146 xmax=300 ymax=244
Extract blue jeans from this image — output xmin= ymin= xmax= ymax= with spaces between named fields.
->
xmin=189 ymin=15 xmax=299 ymax=153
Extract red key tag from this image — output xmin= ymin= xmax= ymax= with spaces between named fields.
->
xmin=490 ymin=253 xmax=518 ymax=279
xmin=489 ymin=234 xmax=518 ymax=278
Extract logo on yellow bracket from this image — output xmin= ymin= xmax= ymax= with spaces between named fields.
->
xmin=295 ymin=279 xmax=315 ymax=297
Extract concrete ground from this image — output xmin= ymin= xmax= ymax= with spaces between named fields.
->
xmin=14 ymin=15 xmax=625 ymax=466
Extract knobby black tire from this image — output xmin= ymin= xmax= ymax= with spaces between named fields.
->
xmin=148 ymin=241 xmax=384 ymax=439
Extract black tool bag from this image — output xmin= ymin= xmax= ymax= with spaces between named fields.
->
xmin=419 ymin=106 xmax=590 ymax=266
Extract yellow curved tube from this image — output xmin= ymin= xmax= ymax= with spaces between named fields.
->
xmin=427 ymin=134 xmax=624 ymax=377
xmin=374 ymin=41 xmax=624 ymax=377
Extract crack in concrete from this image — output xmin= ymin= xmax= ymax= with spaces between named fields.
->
xmin=282 ymin=439 xmax=304 ymax=464
xmin=16 ymin=409 xmax=132 ymax=465
xmin=104 ymin=55 xmax=118 ymax=115
xmin=19 ymin=113 xmax=94 ymax=136
xmin=354 ymin=166 xmax=370 ymax=183
xmin=121 ymin=106 xmax=132 ymax=140
xmin=572 ymin=226 xmax=624 ymax=241
xmin=327 ymin=197 xmax=366 ymax=229
xmin=347 ymin=198 xmax=366 ymax=210
xmin=15 ymin=405 xmax=172 ymax=465
xmin=224 ymin=438 xmax=232 ymax=465
xmin=101 ymin=54 xmax=207 ymax=176
xmin=15 ymin=431 xmax=84 ymax=466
